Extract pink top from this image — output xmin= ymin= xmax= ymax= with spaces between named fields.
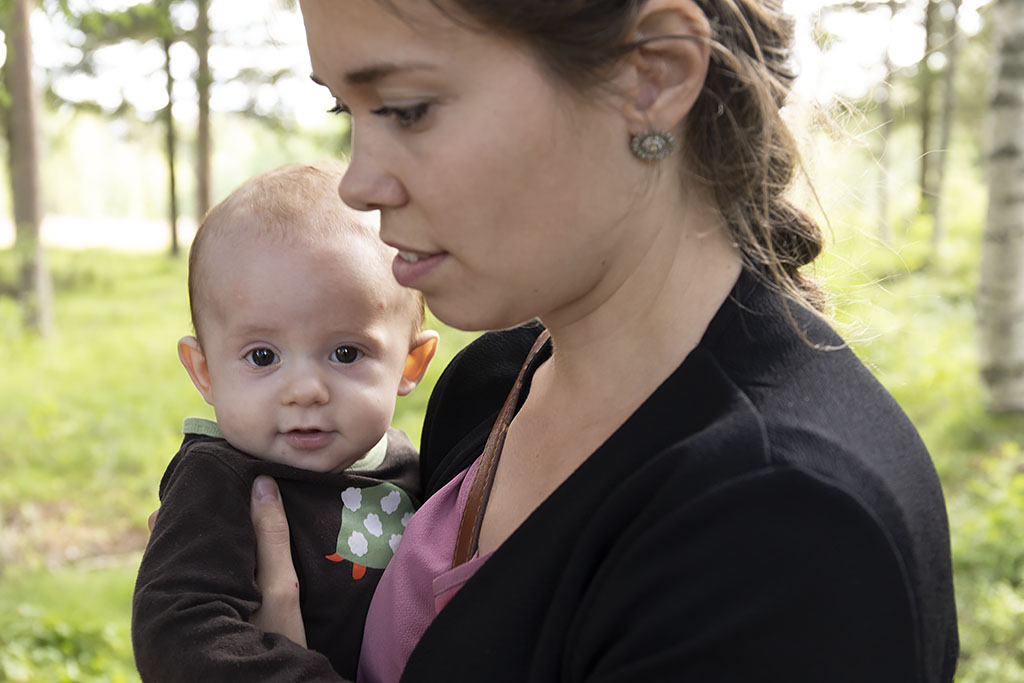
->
xmin=357 ymin=456 xmax=490 ymax=683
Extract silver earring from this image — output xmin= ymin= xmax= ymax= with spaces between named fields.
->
xmin=630 ymin=129 xmax=675 ymax=161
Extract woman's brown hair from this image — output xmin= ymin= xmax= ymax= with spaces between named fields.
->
xmin=399 ymin=0 xmax=826 ymax=313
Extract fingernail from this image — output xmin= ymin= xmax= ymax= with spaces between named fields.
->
xmin=254 ymin=476 xmax=279 ymax=502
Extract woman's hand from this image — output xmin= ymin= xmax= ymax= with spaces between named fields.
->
xmin=147 ymin=476 xmax=308 ymax=646
xmin=249 ymin=475 xmax=307 ymax=648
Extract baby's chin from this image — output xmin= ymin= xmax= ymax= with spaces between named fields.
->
xmin=274 ymin=445 xmax=365 ymax=474
xmin=253 ymin=449 xmax=363 ymax=474
xmin=227 ymin=432 xmax=366 ymax=474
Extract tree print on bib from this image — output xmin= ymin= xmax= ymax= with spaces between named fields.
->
xmin=325 ymin=483 xmax=415 ymax=579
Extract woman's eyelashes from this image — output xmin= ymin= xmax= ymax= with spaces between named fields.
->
xmin=371 ymin=102 xmax=431 ymax=127
xmin=327 ymin=100 xmax=431 ymax=128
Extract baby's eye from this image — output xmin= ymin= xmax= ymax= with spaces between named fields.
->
xmin=331 ymin=346 xmax=363 ymax=364
xmin=245 ymin=348 xmax=278 ymax=367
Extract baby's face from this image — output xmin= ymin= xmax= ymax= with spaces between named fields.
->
xmin=195 ymin=233 xmax=414 ymax=472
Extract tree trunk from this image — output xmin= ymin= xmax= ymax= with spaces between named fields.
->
xmin=196 ymin=0 xmax=212 ymax=222
xmin=4 ymin=0 xmax=53 ymax=336
xmin=162 ymin=33 xmax=180 ymax=257
xmin=919 ymin=0 xmax=939 ymax=212
xmin=877 ymin=64 xmax=893 ymax=243
xmin=931 ymin=0 xmax=963 ymax=249
xmin=979 ymin=0 xmax=1024 ymax=412
xmin=876 ymin=0 xmax=900 ymax=244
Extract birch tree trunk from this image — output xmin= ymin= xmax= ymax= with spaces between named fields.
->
xmin=931 ymin=0 xmax=962 ymax=249
xmin=162 ymin=29 xmax=180 ymax=257
xmin=919 ymin=0 xmax=939 ymax=212
xmin=979 ymin=0 xmax=1024 ymax=412
xmin=877 ymin=73 xmax=893 ymax=244
xmin=196 ymin=0 xmax=212 ymax=221
xmin=875 ymin=0 xmax=901 ymax=244
xmin=4 ymin=0 xmax=53 ymax=336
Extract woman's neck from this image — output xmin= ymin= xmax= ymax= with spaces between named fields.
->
xmin=534 ymin=194 xmax=742 ymax=414
xmin=478 ymin=200 xmax=742 ymax=556
xmin=477 ymin=183 xmax=742 ymax=555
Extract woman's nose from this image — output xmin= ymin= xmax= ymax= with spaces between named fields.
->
xmin=338 ymin=129 xmax=408 ymax=211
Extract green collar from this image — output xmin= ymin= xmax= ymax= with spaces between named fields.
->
xmin=183 ymin=416 xmax=223 ymax=438
xmin=182 ymin=417 xmax=388 ymax=472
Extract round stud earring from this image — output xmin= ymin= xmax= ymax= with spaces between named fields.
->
xmin=630 ymin=129 xmax=676 ymax=161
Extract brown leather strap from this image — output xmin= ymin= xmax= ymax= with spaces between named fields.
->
xmin=451 ymin=329 xmax=551 ymax=569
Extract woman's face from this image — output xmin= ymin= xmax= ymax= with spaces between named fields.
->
xmin=299 ymin=0 xmax=648 ymax=331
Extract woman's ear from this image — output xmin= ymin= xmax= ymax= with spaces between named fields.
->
xmin=178 ymin=335 xmax=215 ymax=405
xmin=622 ymin=0 xmax=711 ymax=135
xmin=398 ymin=330 xmax=439 ymax=396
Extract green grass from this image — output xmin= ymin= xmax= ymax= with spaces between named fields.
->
xmin=2 ymin=146 xmax=1023 ymax=681
xmin=0 ymin=562 xmax=139 ymax=682
xmin=2 ymin=252 xmax=204 ymax=549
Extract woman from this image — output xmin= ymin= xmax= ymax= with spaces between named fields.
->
xmin=249 ymin=0 xmax=959 ymax=680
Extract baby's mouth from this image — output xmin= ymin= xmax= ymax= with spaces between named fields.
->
xmin=283 ymin=429 xmax=333 ymax=450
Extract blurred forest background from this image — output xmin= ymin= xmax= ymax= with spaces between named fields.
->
xmin=1 ymin=0 xmax=1023 ymax=680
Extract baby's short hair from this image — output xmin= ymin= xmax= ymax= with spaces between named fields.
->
xmin=188 ymin=161 xmax=425 ymax=342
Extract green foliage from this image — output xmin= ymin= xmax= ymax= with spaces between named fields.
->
xmin=0 ymin=564 xmax=138 ymax=682
xmin=75 ymin=4 xmax=170 ymax=48
xmin=0 ymin=612 xmax=132 ymax=682
xmin=45 ymin=0 xmax=316 ymax=133
xmin=950 ymin=443 xmax=1024 ymax=681
xmin=810 ymin=125 xmax=1024 ymax=682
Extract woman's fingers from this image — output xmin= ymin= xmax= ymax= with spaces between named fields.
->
xmin=250 ymin=475 xmax=307 ymax=647
xmin=147 ymin=508 xmax=159 ymax=532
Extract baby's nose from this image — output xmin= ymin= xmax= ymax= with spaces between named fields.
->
xmin=282 ymin=368 xmax=329 ymax=407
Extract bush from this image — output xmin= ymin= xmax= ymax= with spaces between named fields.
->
xmin=0 ymin=605 xmax=136 ymax=683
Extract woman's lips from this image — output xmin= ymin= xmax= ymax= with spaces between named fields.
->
xmin=391 ymin=250 xmax=445 ymax=288
xmin=283 ymin=429 xmax=334 ymax=450
xmin=397 ymin=250 xmax=429 ymax=263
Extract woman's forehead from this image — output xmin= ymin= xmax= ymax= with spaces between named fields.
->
xmin=300 ymin=0 xmax=466 ymax=53
xmin=300 ymin=0 xmax=519 ymax=93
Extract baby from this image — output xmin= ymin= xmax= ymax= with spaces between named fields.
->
xmin=132 ymin=161 xmax=438 ymax=681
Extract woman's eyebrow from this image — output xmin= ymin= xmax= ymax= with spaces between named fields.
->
xmin=311 ymin=62 xmax=437 ymax=89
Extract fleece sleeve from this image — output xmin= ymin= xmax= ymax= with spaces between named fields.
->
xmin=131 ymin=452 xmax=349 ymax=683
xmin=570 ymin=466 xmax=925 ymax=683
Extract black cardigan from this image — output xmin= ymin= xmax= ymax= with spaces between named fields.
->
xmin=404 ymin=270 xmax=958 ymax=682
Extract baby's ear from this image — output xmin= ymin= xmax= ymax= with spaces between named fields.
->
xmin=398 ymin=331 xmax=439 ymax=396
xmin=178 ymin=335 xmax=215 ymax=405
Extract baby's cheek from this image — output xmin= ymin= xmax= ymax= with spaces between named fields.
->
xmin=358 ymin=391 xmax=398 ymax=435
xmin=215 ymin=406 xmax=270 ymax=456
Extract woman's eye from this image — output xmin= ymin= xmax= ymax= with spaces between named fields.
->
xmin=245 ymin=348 xmax=278 ymax=367
xmin=331 ymin=346 xmax=363 ymax=364
xmin=327 ymin=102 xmax=350 ymax=116
xmin=371 ymin=102 xmax=430 ymax=127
